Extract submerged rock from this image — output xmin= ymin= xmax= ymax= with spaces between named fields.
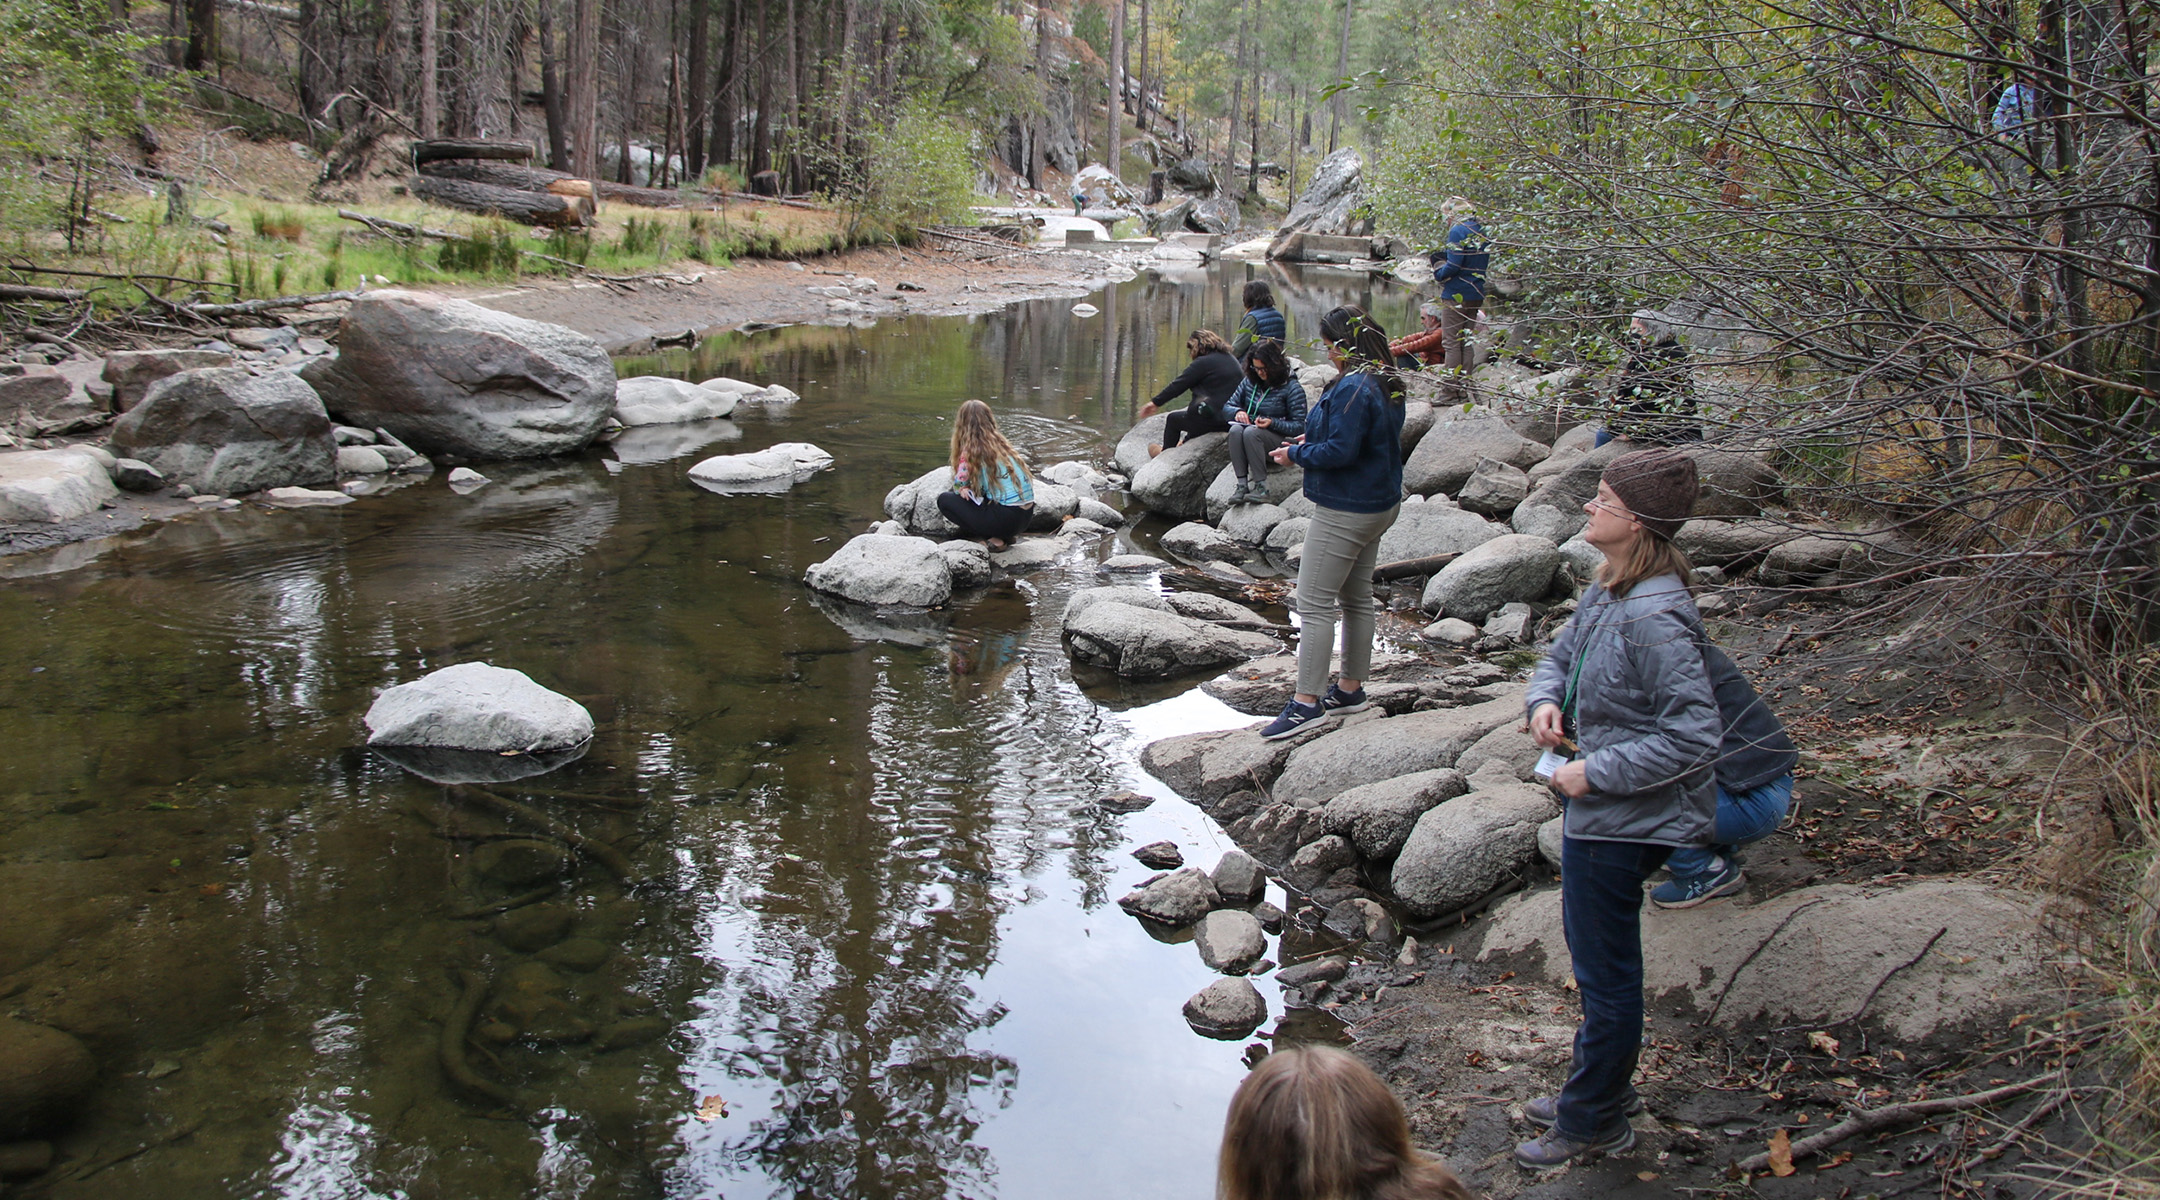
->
xmin=364 ymin=662 xmax=594 ymax=753
xmin=615 ymin=376 xmax=738 ymax=426
xmin=476 ymin=841 xmax=575 ymax=890
xmin=687 ymin=442 xmax=834 ymax=493
xmin=0 ymin=1018 xmax=96 ymax=1140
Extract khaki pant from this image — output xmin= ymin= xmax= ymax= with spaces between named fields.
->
xmin=1293 ymin=502 xmax=1400 ymax=696
xmin=1440 ymin=298 xmax=1481 ymax=402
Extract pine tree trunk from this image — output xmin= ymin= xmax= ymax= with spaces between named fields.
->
xmin=538 ymin=0 xmax=572 ymax=170
xmin=382 ymin=0 xmax=408 ymax=109
xmin=1108 ymin=0 xmax=1124 ymax=178
xmin=1329 ymin=0 xmax=1351 ymax=154
xmin=1137 ymin=0 xmax=1150 ymax=131
xmin=570 ymin=0 xmax=600 ymax=179
xmin=686 ymin=0 xmax=710 ymax=176
xmin=418 ymin=0 xmax=438 ymax=136
xmin=185 ymin=0 xmax=217 ymax=71
xmin=750 ymin=0 xmax=771 ymax=174
xmin=711 ymin=0 xmax=738 ymax=167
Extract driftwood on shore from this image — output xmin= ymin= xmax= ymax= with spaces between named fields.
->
xmin=0 ymin=284 xmax=90 ymax=304
xmin=408 ymin=175 xmax=592 ymax=227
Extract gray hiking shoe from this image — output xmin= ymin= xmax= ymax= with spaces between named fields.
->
xmin=1514 ymin=1122 xmax=1636 ymax=1171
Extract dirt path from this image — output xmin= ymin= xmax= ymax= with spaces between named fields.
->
xmin=452 ymin=242 xmax=1146 ymax=352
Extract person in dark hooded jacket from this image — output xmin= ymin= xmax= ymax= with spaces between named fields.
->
xmin=1599 ymin=310 xmax=1701 ymax=446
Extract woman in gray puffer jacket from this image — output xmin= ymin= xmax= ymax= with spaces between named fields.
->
xmin=1514 ymin=448 xmax=1721 ymax=1172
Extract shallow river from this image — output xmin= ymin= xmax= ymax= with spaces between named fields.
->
xmin=0 ymin=261 xmax=1420 ymax=1198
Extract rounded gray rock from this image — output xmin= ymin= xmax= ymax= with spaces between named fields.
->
xmin=1194 ymin=909 xmax=1267 ymax=973
xmin=1211 ymin=849 xmax=1267 ymax=905
xmin=1117 ymin=866 xmax=1221 ymax=926
xmin=1421 ymin=534 xmax=1562 ymax=620
xmin=803 ymin=533 xmax=954 ymax=608
xmin=1390 ymin=783 xmax=1561 ymax=917
xmin=1182 ymin=977 xmax=1268 ymax=1039
xmin=364 ymin=662 xmax=594 ymax=752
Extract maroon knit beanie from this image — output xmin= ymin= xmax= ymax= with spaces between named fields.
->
xmin=1602 ymin=449 xmax=1699 ymax=541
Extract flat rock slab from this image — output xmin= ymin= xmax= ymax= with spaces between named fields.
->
xmin=1063 ymin=600 xmax=1277 ymax=678
xmin=615 ymin=375 xmax=738 ymax=426
xmin=1481 ymin=878 xmax=2051 ymax=1043
xmin=0 ymin=450 xmax=119 ymax=523
xmin=1271 ymin=695 xmax=1524 ymax=805
xmin=1200 ymin=651 xmax=1431 ymax=716
xmin=1140 ymin=725 xmax=1301 ymax=807
xmin=687 ymin=442 xmax=834 ymax=493
xmin=364 ymin=661 xmax=594 ymax=753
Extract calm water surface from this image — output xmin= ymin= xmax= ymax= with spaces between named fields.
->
xmin=0 ymin=262 xmax=1418 ymax=1199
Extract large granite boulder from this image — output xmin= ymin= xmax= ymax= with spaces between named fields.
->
xmin=1272 ymin=148 xmax=1364 ymax=240
xmin=1063 ymin=599 xmax=1277 ymax=678
xmin=300 ymin=290 xmax=615 ymax=460
xmin=364 ymin=662 xmax=594 ymax=752
xmin=109 ymin=367 xmax=336 ymax=495
xmin=1319 ymin=768 xmax=1471 ymax=860
xmin=1114 ymin=413 xmax=1170 ymax=479
xmin=1456 ymin=457 xmax=1530 ymax=516
xmin=103 ymin=348 xmax=233 ymax=412
xmin=1674 ymin=517 xmax=1799 ymax=568
xmin=1389 ymin=782 xmax=1559 ymax=917
xmin=1512 ymin=441 xmax=1626 ymax=545
xmin=1160 ymin=521 xmax=1250 ymax=563
xmin=1420 ymin=534 xmax=1562 ymax=619
xmin=0 ymin=450 xmax=121 ymax=522
xmin=614 ymin=376 xmax=738 ymax=426
xmin=883 ymin=465 xmax=959 ymax=537
xmin=1401 ymin=415 xmax=1551 ymax=496
xmin=687 ymin=442 xmax=834 ymax=493
xmin=1129 ymin=433 xmax=1230 ymax=519
xmin=1683 ymin=444 xmax=1781 ymax=517
xmin=803 ymin=533 xmax=953 ymax=607
xmin=1373 ymin=501 xmax=1510 ymax=565
xmin=1204 ymin=463 xmax=1303 ymax=522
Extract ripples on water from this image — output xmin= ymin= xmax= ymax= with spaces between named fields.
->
xmin=0 ymin=263 xmax=1417 ymax=1200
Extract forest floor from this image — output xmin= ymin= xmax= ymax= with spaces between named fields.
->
xmin=1311 ymin=598 xmax=2123 ymax=1199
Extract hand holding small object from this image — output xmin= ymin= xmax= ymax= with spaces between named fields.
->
xmin=1551 ymin=759 xmax=1590 ymax=798
xmin=1529 ymin=703 xmax=1565 ymax=747
xmin=1255 ymin=416 xmax=1272 ymax=429
xmin=1233 ymin=410 xmax=1251 ymax=425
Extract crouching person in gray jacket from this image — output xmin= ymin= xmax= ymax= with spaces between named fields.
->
xmin=1515 ymin=448 xmax=1721 ymax=1171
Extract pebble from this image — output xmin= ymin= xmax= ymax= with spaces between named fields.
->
xmin=1095 ymin=790 xmax=1154 ymax=813
xmin=538 ymin=937 xmax=613 ymax=972
xmin=495 ymin=902 xmax=573 ymax=952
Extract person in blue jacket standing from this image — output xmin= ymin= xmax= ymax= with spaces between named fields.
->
xmin=1230 ymin=280 xmax=1288 ymax=362
xmin=1260 ymin=305 xmax=1405 ymax=740
xmin=1428 ymin=197 xmax=1489 ymax=402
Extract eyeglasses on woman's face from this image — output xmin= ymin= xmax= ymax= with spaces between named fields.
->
xmin=1583 ymin=496 xmax=1635 ymax=520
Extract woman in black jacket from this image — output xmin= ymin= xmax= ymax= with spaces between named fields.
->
xmin=1139 ymin=329 xmax=1242 ymax=456
xmin=1222 ymin=339 xmax=1307 ymax=503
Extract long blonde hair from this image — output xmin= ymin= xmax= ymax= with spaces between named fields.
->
xmin=1218 ymin=1046 xmax=1472 ymax=1200
xmin=1597 ymin=522 xmax=1696 ymax=599
xmin=949 ymin=399 xmax=1027 ymax=489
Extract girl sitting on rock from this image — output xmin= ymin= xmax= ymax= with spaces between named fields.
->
xmin=1218 ymin=1045 xmax=1472 ymax=1200
xmin=937 ymin=399 xmax=1035 ymax=550
xmin=1222 ymin=338 xmax=1307 ymax=505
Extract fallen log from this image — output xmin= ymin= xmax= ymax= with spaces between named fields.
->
xmin=418 ymin=160 xmax=687 ymax=208
xmin=409 ymin=174 xmax=589 ymax=226
xmin=0 ymin=284 xmax=89 ymax=303
xmin=181 ymin=289 xmax=357 ymax=318
xmin=336 ymin=208 xmax=594 ymax=274
xmin=1372 ymin=552 xmax=1460 ymax=583
xmin=412 ymin=138 xmax=536 ymax=166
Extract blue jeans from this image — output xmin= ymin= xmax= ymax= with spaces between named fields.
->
xmin=1664 ymin=774 xmax=1793 ymax=880
xmin=1555 ymin=835 xmax=1670 ymax=1141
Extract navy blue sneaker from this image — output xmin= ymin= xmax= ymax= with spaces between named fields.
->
xmin=1515 ymin=1122 xmax=1636 ymax=1170
xmin=1260 ymin=699 xmax=1325 ymax=740
xmin=1651 ymin=859 xmax=1746 ymax=909
xmin=1320 ymin=683 xmax=1370 ymax=715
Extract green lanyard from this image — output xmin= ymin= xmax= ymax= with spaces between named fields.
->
xmin=1559 ymin=601 xmax=1608 ymax=730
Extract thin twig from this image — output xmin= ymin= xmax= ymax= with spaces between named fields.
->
xmin=1732 ymin=1073 xmax=2059 ymax=1173
xmin=1704 ymin=896 xmax=1832 ymax=1024
xmin=1845 ymin=925 xmax=1949 ymax=1024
